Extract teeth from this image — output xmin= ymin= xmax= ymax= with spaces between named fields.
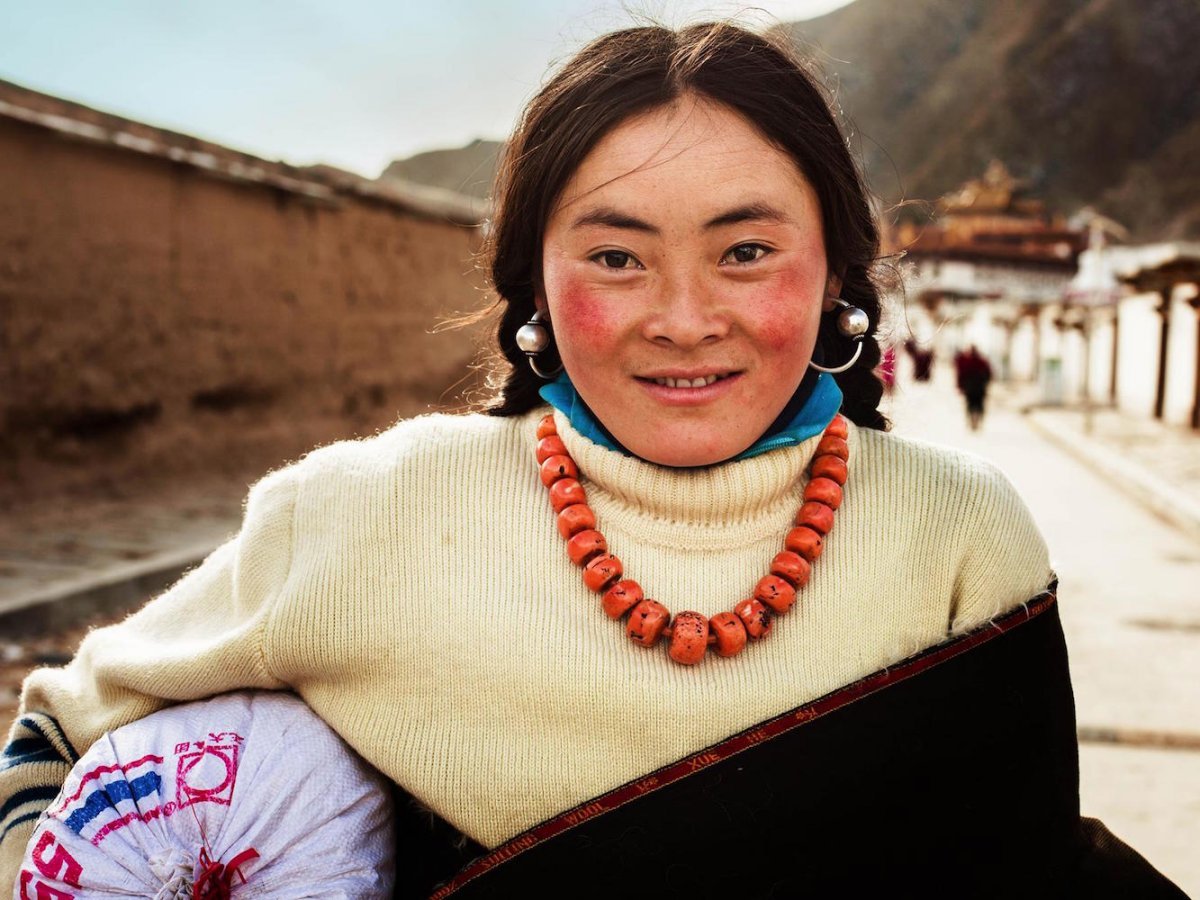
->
xmin=652 ymin=374 xmax=726 ymax=388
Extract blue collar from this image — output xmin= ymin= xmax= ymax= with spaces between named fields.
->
xmin=538 ymin=372 xmax=843 ymax=464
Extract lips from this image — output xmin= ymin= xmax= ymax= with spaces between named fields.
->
xmin=636 ymin=371 xmax=739 ymax=389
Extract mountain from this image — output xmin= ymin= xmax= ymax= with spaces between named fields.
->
xmin=783 ymin=0 xmax=1200 ymax=238
xmin=378 ymin=0 xmax=1200 ymax=240
xmin=379 ymin=138 xmax=502 ymax=201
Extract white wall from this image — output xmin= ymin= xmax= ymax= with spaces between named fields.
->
xmin=1010 ymin=317 xmax=1039 ymax=381
xmin=1163 ymin=292 xmax=1197 ymax=427
xmin=1115 ymin=293 xmax=1164 ymax=417
xmin=1085 ymin=312 xmax=1116 ymax=405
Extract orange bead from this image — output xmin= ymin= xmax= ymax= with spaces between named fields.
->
xmin=549 ymin=478 xmax=586 ymax=512
xmin=733 ymin=598 xmax=772 ymax=640
xmin=602 ymin=579 xmax=643 ymax=619
xmin=825 ymin=414 xmax=848 ymax=439
xmin=803 ymin=477 xmax=843 ymax=510
xmin=556 ymin=503 xmax=596 ymax=538
xmin=811 ymin=455 xmax=848 ymax=486
xmin=796 ymin=501 xmax=834 ymax=535
xmin=536 ymin=414 xmax=558 ymax=439
xmin=583 ymin=553 xmax=622 ymax=592
xmin=816 ymin=435 xmax=849 ymax=460
xmin=627 ymin=599 xmax=670 ymax=646
xmin=536 ymin=435 xmax=569 ymax=464
xmin=770 ymin=551 xmax=811 ymax=589
xmin=754 ymin=575 xmax=796 ymax=614
xmin=785 ymin=526 xmax=823 ymax=562
xmin=540 ymin=454 xmax=579 ymax=487
xmin=668 ymin=611 xmax=709 ymax=665
xmin=709 ymin=612 xmax=747 ymax=657
xmin=567 ymin=529 xmax=607 ymax=566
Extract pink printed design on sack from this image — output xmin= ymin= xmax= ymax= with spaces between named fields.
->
xmin=174 ymin=732 xmax=244 ymax=809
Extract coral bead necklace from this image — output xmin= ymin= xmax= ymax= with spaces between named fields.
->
xmin=536 ymin=412 xmax=850 ymax=666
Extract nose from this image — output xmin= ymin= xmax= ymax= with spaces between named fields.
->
xmin=641 ymin=270 xmax=731 ymax=349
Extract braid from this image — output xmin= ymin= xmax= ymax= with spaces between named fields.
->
xmin=834 ymin=254 xmax=890 ymax=431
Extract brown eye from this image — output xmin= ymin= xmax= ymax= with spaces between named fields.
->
xmin=723 ymin=244 xmax=769 ymax=265
xmin=595 ymin=250 xmax=638 ymax=269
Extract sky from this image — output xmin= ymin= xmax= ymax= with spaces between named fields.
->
xmin=0 ymin=0 xmax=854 ymax=178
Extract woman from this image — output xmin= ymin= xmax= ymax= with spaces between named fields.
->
xmin=1 ymin=22 xmax=1184 ymax=898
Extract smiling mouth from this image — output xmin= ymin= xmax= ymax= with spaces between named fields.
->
xmin=637 ymin=372 xmax=738 ymax=389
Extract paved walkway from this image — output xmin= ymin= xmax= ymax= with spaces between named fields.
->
xmin=1023 ymin=395 xmax=1200 ymax=545
xmin=0 ymin=481 xmax=245 ymax=622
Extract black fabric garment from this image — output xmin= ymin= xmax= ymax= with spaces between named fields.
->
xmin=413 ymin=592 xmax=1186 ymax=900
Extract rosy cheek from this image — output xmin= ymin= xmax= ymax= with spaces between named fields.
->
xmin=754 ymin=302 xmax=800 ymax=351
xmin=550 ymin=279 xmax=620 ymax=348
xmin=749 ymin=271 xmax=821 ymax=352
xmin=557 ymin=285 xmax=604 ymax=329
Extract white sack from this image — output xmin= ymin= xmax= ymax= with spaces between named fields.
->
xmin=15 ymin=691 xmax=394 ymax=899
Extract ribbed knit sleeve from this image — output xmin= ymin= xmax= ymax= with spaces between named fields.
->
xmin=0 ymin=467 xmax=297 ymax=890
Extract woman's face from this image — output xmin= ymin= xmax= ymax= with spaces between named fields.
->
xmin=539 ymin=95 xmax=838 ymax=467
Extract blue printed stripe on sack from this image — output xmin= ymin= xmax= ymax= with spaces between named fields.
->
xmin=64 ymin=771 xmax=162 ymax=834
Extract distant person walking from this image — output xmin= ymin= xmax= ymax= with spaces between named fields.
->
xmin=955 ymin=345 xmax=993 ymax=431
xmin=904 ymin=339 xmax=934 ymax=382
xmin=878 ymin=345 xmax=897 ymax=393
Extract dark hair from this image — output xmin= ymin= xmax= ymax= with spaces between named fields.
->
xmin=481 ymin=21 xmax=889 ymax=430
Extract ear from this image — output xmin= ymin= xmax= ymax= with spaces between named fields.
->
xmin=822 ymin=272 xmax=844 ymax=312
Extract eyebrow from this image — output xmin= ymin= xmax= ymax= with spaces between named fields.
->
xmin=704 ymin=202 xmax=793 ymax=229
xmin=570 ymin=208 xmax=659 ymax=233
xmin=569 ymin=202 xmax=793 ymax=234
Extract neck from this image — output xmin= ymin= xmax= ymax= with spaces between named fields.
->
xmin=539 ymin=370 xmax=842 ymax=467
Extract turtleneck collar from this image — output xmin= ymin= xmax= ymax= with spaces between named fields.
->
xmin=538 ymin=369 xmax=843 ymax=465
xmin=546 ymin=405 xmax=845 ymax=529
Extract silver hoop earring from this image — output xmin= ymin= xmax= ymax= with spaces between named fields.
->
xmin=808 ymin=297 xmax=870 ymax=375
xmin=515 ymin=309 xmax=563 ymax=379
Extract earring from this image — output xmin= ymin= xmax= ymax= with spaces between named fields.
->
xmin=515 ymin=309 xmax=563 ymax=379
xmin=808 ymin=297 xmax=870 ymax=374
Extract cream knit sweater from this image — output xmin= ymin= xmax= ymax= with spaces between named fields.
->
xmin=1 ymin=406 xmax=1052 ymax=887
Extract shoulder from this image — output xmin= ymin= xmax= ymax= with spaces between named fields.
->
xmin=249 ymin=409 xmax=546 ymax=526
xmin=849 ymin=426 xmax=1052 ymax=630
xmin=287 ymin=410 xmax=534 ymax=486
xmin=244 ymin=409 xmax=542 ymax=558
xmin=852 ymin=426 xmax=1023 ymax=506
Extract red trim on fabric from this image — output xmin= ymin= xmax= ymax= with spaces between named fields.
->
xmin=430 ymin=590 xmax=1057 ymax=899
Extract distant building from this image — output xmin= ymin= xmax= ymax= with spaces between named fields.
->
xmin=888 ymin=162 xmax=1200 ymax=430
xmin=889 ymin=161 xmax=1087 ymax=386
xmin=1105 ymin=244 xmax=1200 ymax=429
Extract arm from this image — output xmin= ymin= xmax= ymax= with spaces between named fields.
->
xmin=0 ymin=467 xmax=298 ymax=890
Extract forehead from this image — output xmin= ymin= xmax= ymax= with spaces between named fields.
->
xmin=551 ymin=96 xmax=817 ymax=220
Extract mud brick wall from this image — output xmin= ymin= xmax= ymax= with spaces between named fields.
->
xmin=0 ymin=113 xmax=492 ymax=503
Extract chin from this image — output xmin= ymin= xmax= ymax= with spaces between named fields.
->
xmin=627 ymin=435 xmax=748 ymax=468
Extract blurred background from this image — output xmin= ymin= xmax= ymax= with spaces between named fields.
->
xmin=1 ymin=0 xmax=1197 ymax=892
